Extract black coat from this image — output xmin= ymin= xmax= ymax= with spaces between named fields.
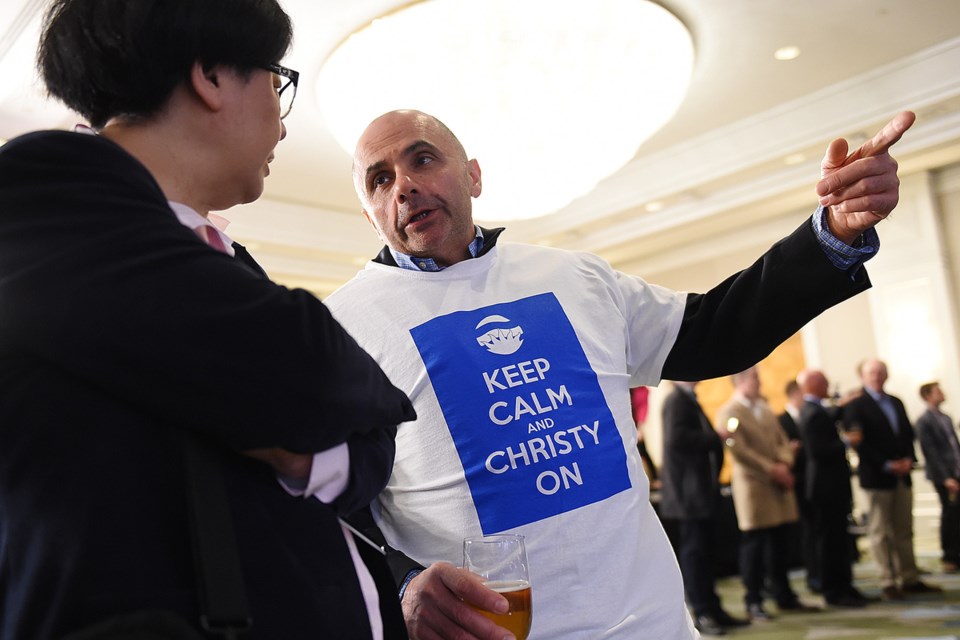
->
xmin=0 ymin=131 xmax=416 ymax=639
xmin=778 ymin=411 xmax=800 ymax=442
xmin=843 ymin=390 xmax=916 ymax=490
xmin=658 ymin=387 xmax=724 ymax=520
xmin=798 ymin=400 xmax=852 ymax=510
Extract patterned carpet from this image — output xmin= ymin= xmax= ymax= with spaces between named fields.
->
xmin=713 ymin=558 xmax=960 ymax=639
xmin=712 ymin=478 xmax=960 ymax=639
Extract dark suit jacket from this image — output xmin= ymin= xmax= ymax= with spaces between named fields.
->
xmin=778 ymin=411 xmax=800 ymax=442
xmin=915 ymin=409 xmax=960 ymax=486
xmin=797 ymin=400 xmax=851 ymax=510
xmin=658 ymin=387 xmax=724 ymax=520
xmin=778 ymin=411 xmax=806 ymax=494
xmin=843 ymin=390 xmax=916 ymax=490
xmin=660 ymin=221 xmax=871 ymax=381
xmin=0 ymin=131 xmax=416 ymax=639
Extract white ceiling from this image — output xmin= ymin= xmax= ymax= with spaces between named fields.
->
xmin=3 ymin=0 xmax=960 ymax=296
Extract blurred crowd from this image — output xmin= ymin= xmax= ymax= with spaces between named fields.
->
xmin=634 ymin=358 xmax=959 ymax=636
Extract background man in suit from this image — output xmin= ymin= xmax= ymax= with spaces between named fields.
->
xmin=325 ymin=108 xmax=913 ymax=639
xmin=843 ymin=358 xmax=941 ymax=600
xmin=717 ymin=367 xmax=816 ymax=621
xmin=797 ymin=369 xmax=869 ymax=608
xmin=779 ymin=380 xmax=805 ymax=445
xmin=915 ymin=382 xmax=960 ymax=574
xmin=661 ymin=381 xmax=749 ymax=635
xmin=0 ymin=1 xmax=415 ymax=638
xmin=843 ymin=358 xmax=940 ymax=599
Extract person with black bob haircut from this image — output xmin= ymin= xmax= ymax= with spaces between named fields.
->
xmin=0 ymin=1 xmax=415 ymax=638
xmin=39 ymin=0 xmax=294 ymax=130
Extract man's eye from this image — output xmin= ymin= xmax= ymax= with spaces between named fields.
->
xmin=415 ymin=155 xmax=433 ymax=166
xmin=372 ymin=174 xmax=389 ymax=188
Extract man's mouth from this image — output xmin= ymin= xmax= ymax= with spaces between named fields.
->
xmin=407 ymin=209 xmax=433 ymax=225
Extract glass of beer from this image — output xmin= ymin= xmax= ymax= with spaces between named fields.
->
xmin=463 ymin=534 xmax=532 ymax=640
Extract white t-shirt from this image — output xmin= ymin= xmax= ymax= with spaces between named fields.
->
xmin=326 ymin=241 xmax=697 ymax=639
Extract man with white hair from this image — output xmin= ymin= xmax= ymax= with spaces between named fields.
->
xmin=844 ymin=359 xmax=941 ymax=599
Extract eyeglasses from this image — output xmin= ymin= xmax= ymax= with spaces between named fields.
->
xmin=262 ymin=63 xmax=299 ymax=120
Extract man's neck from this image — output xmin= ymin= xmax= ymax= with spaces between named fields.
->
xmin=100 ymin=105 xmax=218 ymax=217
xmin=389 ymin=226 xmax=483 ymax=271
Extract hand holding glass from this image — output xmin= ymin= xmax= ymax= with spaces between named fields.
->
xmin=463 ymin=534 xmax=532 ymax=640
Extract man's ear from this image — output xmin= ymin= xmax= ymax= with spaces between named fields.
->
xmin=468 ymin=159 xmax=482 ymax=198
xmin=361 ymin=209 xmax=384 ymax=241
xmin=189 ymin=61 xmax=225 ymax=113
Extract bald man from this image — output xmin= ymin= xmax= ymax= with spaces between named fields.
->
xmin=796 ymin=369 xmax=868 ymax=608
xmin=328 ymin=109 xmax=913 ymax=639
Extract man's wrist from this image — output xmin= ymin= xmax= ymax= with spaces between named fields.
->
xmin=811 ymin=206 xmax=879 ymax=272
xmin=398 ymin=568 xmax=423 ymax=601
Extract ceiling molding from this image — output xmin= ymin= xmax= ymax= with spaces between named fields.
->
xmin=569 ymin=109 xmax=960 ymax=255
xmin=615 ymin=212 xmax=803 ymax=278
xmin=507 ymin=36 xmax=960 ymax=242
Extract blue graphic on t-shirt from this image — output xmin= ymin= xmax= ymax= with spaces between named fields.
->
xmin=409 ymin=292 xmax=630 ymax=533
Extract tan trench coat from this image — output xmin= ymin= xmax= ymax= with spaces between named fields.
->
xmin=717 ymin=397 xmax=799 ymax=531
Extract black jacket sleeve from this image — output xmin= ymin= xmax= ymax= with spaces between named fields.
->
xmin=0 ymin=131 xmax=416 ymax=454
xmin=663 ymin=218 xmax=870 ymax=381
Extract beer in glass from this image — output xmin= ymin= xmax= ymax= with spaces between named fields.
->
xmin=463 ymin=534 xmax=532 ymax=639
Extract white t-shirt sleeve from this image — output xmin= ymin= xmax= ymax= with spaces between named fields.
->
xmin=615 ymin=269 xmax=686 ymax=387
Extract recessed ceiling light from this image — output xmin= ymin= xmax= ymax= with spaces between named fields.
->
xmin=645 ymin=201 xmax=664 ymax=212
xmin=317 ymin=0 xmax=694 ymax=221
xmin=774 ymin=46 xmax=801 ymax=61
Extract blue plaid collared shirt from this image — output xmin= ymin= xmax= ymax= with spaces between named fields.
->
xmin=391 ymin=225 xmax=485 ymax=272
xmin=812 ymin=205 xmax=879 ymax=274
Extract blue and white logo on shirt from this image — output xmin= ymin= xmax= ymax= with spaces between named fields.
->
xmin=410 ymin=292 xmax=630 ymax=533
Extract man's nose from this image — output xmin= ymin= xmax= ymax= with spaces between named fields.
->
xmin=280 ymin=121 xmax=287 ymax=141
xmin=394 ymin=173 xmax=418 ymax=203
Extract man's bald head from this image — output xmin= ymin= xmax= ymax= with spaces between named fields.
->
xmin=797 ymin=369 xmax=829 ymax=399
xmin=352 ymin=109 xmax=468 ymax=198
